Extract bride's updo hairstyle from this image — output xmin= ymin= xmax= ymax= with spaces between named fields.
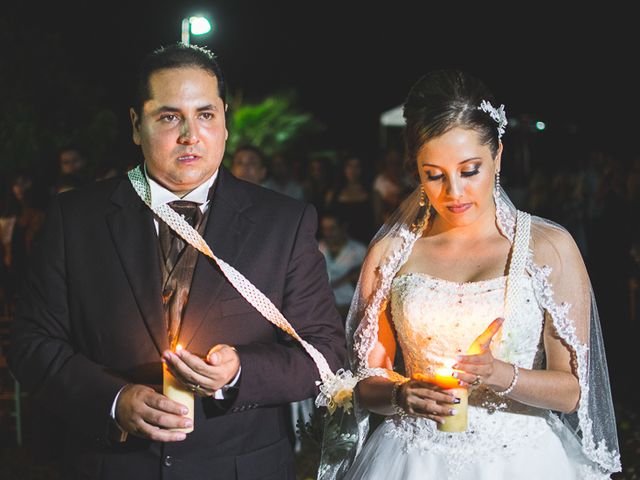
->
xmin=403 ymin=70 xmax=500 ymax=177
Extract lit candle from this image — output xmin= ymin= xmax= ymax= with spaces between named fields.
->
xmin=414 ymin=359 xmax=468 ymax=432
xmin=433 ymin=363 xmax=468 ymax=432
xmin=163 ymin=344 xmax=194 ymax=433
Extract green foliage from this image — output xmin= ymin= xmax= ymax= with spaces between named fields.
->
xmin=226 ymin=91 xmax=324 ymax=161
xmin=295 ymin=407 xmax=324 ymax=479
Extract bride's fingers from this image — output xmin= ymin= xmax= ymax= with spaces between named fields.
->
xmin=456 ymin=349 xmax=493 ymax=365
xmin=409 ymin=398 xmax=457 ymax=418
xmin=467 ymin=317 xmax=504 ymax=355
xmin=410 ymin=387 xmax=459 ymax=405
xmin=411 ymin=410 xmax=445 ymax=424
xmin=415 ymin=411 xmax=446 ymax=425
xmin=453 ymin=363 xmax=498 ymax=385
xmin=452 ymin=371 xmax=480 ymax=387
xmin=427 ymin=414 xmax=445 ymax=425
xmin=454 ymin=353 xmax=495 ymax=385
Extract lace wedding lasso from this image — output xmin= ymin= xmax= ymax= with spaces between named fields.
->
xmin=127 ymin=166 xmax=353 ymax=410
xmin=500 ymin=210 xmax=531 ymax=362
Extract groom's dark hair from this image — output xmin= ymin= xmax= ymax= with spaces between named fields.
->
xmin=133 ymin=43 xmax=227 ymax=115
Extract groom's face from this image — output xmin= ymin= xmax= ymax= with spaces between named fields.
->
xmin=130 ymin=66 xmax=228 ymax=196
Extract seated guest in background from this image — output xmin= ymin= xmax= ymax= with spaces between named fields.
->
xmin=325 ymin=155 xmax=377 ymax=245
xmin=262 ymin=152 xmax=304 ymax=200
xmin=52 ymin=145 xmax=90 ymax=194
xmin=230 ymin=144 xmax=267 ymax=185
xmin=372 ymin=147 xmax=413 ymax=223
xmin=303 ymin=155 xmax=333 ymax=218
xmin=0 ymin=172 xmax=45 ymax=304
xmin=318 ymin=210 xmax=367 ymax=320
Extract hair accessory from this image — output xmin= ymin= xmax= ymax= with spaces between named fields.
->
xmin=478 ymin=100 xmax=507 ymax=139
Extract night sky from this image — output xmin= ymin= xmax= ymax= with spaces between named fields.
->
xmin=3 ymin=1 xmax=637 ymax=163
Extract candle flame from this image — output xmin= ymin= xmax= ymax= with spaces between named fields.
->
xmin=432 ymin=358 xmax=463 ymax=389
xmin=435 ymin=366 xmax=453 ymax=377
xmin=434 ymin=358 xmax=456 ymax=377
xmin=176 ymin=344 xmax=184 ymax=352
xmin=413 ymin=358 xmax=466 ymax=390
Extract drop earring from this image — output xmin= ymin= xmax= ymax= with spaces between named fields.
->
xmin=412 ymin=187 xmax=431 ymax=232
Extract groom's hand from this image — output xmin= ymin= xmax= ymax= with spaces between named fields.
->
xmin=115 ymin=384 xmax=191 ymax=442
xmin=162 ymin=345 xmax=240 ymax=397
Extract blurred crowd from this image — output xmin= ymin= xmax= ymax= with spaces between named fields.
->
xmin=518 ymin=150 xmax=640 ymax=397
xmin=1 ymin=142 xmax=640 ymax=478
xmin=1 ymin=144 xmax=639 ymax=383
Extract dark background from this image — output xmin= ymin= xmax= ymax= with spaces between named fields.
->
xmin=2 ymin=1 xmax=637 ymax=164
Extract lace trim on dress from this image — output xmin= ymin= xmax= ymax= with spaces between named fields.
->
xmin=383 ymin=410 xmax=550 ymax=477
xmin=495 ymin=194 xmax=516 ymax=241
xmin=353 ymin=226 xmax=421 ymax=379
xmin=527 ymin=260 xmax=621 ymax=473
xmin=340 ymin=189 xmax=621 ymax=477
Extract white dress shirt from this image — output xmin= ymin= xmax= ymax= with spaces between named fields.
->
xmin=147 ymin=166 xmax=217 ymax=232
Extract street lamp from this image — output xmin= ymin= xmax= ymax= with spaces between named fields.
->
xmin=181 ymin=16 xmax=212 ymax=45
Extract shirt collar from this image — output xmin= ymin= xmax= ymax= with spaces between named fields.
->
xmin=144 ymin=164 xmax=217 ymax=210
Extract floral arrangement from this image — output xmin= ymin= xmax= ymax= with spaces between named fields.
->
xmin=316 ymin=369 xmax=359 ymax=415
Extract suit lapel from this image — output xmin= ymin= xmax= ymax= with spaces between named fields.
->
xmin=106 ymin=178 xmax=168 ymax=355
xmin=181 ymin=168 xmax=255 ymax=350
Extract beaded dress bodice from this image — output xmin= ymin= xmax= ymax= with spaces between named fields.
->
xmin=383 ymin=216 xmax=555 ymax=472
xmin=391 ymin=272 xmax=544 ymax=381
xmin=334 ymin=207 xmax=619 ymax=480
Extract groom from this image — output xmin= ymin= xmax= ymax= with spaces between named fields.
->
xmin=8 ymin=43 xmax=345 ymax=479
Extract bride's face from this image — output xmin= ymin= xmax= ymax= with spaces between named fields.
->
xmin=417 ymin=126 xmax=502 ymax=228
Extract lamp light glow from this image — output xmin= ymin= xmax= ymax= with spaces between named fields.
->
xmin=190 ymin=16 xmax=212 ymax=35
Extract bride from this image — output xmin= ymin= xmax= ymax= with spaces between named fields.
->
xmin=319 ymin=70 xmax=621 ymax=479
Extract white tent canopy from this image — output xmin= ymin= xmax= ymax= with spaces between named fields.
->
xmin=380 ymin=104 xmax=404 ymax=126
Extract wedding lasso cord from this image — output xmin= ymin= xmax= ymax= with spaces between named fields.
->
xmin=128 ymin=166 xmax=353 ymax=412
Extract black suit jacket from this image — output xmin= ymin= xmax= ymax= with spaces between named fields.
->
xmin=9 ymin=166 xmax=346 ymax=479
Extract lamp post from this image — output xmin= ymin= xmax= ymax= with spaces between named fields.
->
xmin=181 ymin=16 xmax=212 ymax=45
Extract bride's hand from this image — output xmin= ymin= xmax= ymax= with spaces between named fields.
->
xmin=453 ymin=317 xmax=503 ymax=388
xmin=397 ymin=380 xmax=460 ymax=425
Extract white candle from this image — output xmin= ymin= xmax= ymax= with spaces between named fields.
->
xmin=433 ymin=363 xmax=468 ymax=432
xmin=436 ymin=385 xmax=468 ymax=432
xmin=414 ymin=361 xmax=468 ymax=432
xmin=163 ymin=345 xmax=194 ymax=433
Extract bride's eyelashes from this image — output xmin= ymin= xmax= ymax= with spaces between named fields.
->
xmin=461 ymin=167 xmax=480 ymax=177
xmin=425 ymin=167 xmax=480 ymax=181
xmin=426 ymin=172 xmax=444 ymax=181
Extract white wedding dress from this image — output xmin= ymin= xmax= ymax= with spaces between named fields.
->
xmin=344 ymin=218 xmax=604 ymax=480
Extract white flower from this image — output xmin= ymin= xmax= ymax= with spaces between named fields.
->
xmin=315 ymin=369 xmax=359 ymax=415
